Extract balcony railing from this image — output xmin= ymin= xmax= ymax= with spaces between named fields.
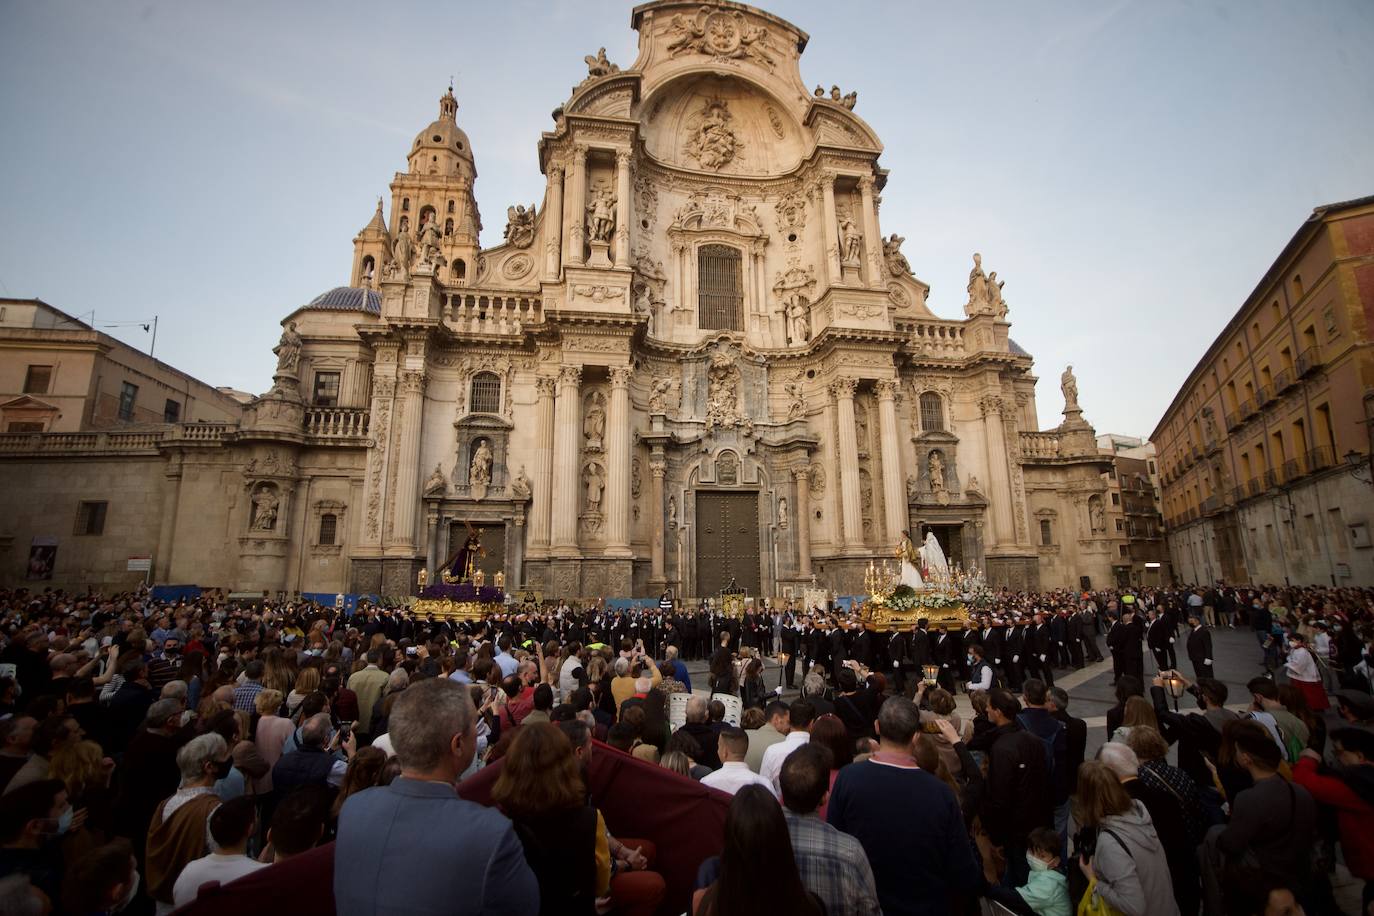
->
xmin=1247 ymin=476 xmax=1263 ymax=497
xmin=1232 ymin=484 xmax=1248 ymax=504
xmin=1237 ymin=398 xmax=1255 ymax=420
xmin=1265 ymin=467 xmax=1282 ymax=488
xmin=1201 ymin=495 xmax=1221 ymax=515
xmin=1224 ymin=410 xmax=1242 ymax=432
xmin=1274 ymin=367 xmax=1296 ymax=393
xmin=1306 ymin=446 xmax=1334 ymax=472
xmin=1297 ymin=347 xmax=1322 ymax=376
xmin=445 ymin=291 xmax=542 ymax=336
xmin=304 ymin=408 xmax=370 ymax=440
xmin=1283 ymin=457 xmax=1302 ymax=482
xmin=1255 ymin=385 xmax=1272 ymax=407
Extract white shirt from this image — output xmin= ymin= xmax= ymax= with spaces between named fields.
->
xmin=701 ymin=761 xmax=777 ymax=797
xmin=759 ymin=730 xmax=810 ymax=793
xmin=172 ymin=852 xmax=267 ymax=906
xmin=1285 ymin=646 xmax=1320 ymax=683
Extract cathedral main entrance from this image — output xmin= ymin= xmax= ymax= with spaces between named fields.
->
xmin=696 ymin=491 xmax=761 ymax=598
xmin=445 ymin=521 xmax=506 ymax=581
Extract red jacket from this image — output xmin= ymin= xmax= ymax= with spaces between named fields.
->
xmin=1291 ymin=756 xmax=1374 ymax=878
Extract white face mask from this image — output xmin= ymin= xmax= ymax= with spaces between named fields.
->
xmin=115 ymin=867 xmax=141 ymax=912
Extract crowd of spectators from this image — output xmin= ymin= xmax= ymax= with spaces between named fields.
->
xmin=0 ymin=581 xmax=1370 ymax=915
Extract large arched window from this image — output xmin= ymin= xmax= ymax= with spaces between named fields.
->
xmin=698 ymin=245 xmax=743 ymax=331
xmin=469 ymin=372 xmax=501 ymax=414
xmin=919 ymin=392 xmax=945 ymax=432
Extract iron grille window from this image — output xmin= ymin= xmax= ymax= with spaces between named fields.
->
xmin=470 ymin=372 xmax=501 ymax=413
xmin=163 ymin=399 xmax=181 ymax=423
xmin=313 ymin=372 xmax=341 ymax=407
xmin=919 ymin=392 xmax=944 ymax=432
xmin=697 ymin=245 xmax=743 ymax=330
xmin=117 ymin=382 xmax=138 ymax=421
xmin=1040 ymin=519 xmax=1053 ymax=545
xmin=319 ymin=513 xmax=338 ymax=546
xmin=76 ymin=501 xmax=107 ymax=536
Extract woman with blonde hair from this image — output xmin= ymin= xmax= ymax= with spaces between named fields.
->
xmin=252 ymin=688 xmax=292 ymax=795
xmin=1109 ymin=695 xmax=1158 ymax=745
xmin=492 ymin=723 xmax=610 ymax=915
xmin=51 ymin=739 xmax=113 ymax=841
xmin=1073 ymin=760 xmax=1179 ymax=916
xmin=261 ymin=647 xmax=294 ymax=695
xmin=287 ymin=667 xmax=320 ymax=718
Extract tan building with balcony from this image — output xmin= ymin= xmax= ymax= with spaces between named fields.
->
xmin=1098 ymin=434 xmax=1170 ymax=587
xmin=0 ymin=3 xmax=1126 ymax=596
xmin=1152 ymin=195 xmax=1374 ymax=586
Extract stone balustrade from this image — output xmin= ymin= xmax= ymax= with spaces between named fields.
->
xmin=908 ymin=320 xmax=966 ymax=356
xmin=168 ymin=423 xmax=232 ymax=443
xmin=304 ymin=408 xmax=370 ymax=440
xmin=1019 ymin=431 xmax=1063 ymax=459
xmin=0 ymin=429 xmax=169 ymax=455
xmin=445 ymin=291 xmax=542 ymax=336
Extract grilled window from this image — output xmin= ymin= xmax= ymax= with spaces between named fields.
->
xmin=697 ymin=245 xmax=743 ymax=331
xmin=470 ymin=372 xmax=501 ymax=414
xmin=1040 ymin=519 xmax=1053 ymax=546
xmin=163 ymin=399 xmax=180 ymax=423
xmin=76 ymin=501 xmax=107 ymax=536
xmin=319 ymin=513 xmax=338 ymax=546
xmin=919 ymin=392 xmax=944 ymax=432
xmin=117 ymin=382 xmax=138 ymax=421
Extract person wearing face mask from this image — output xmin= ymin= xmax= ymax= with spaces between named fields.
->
xmin=334 ymin=677 xmax=539 ymax=916
xmin=1283 ymin=632 xmax=1328 ymax=712
xmin=61 ymin=837 xmax=143 ymax=914
xmin=145 ymin=733 xmax=232 ymax=913
xmin=0 ymin=777 xmax=84 ymax=904
xmin=964 ymin=644 xmax=993 ymax=694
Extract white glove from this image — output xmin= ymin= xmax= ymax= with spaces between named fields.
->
xmin=893 ymin=660 xmax=900 ymax=668
xmin=1169 ymin=638 xmax=1176 ymax=644
xmin=1040 ymin=654 xmax=1047 ymax=662
xmin=1013 ymin=655 xmax=1020 ymax=663
xmin=1204 ymin=658 xmax=1212 ymax=665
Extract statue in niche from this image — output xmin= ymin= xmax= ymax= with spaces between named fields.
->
xmin=272 ymin=322 xmax=302 ymax=376
xmin=1061 ymin=365 xmax=1079 ymax=412
xmin=586 ymin=186 xmax=616 ymax=244
xmin=503 ymin=204 xmax=536 ymax=249
xmin=854 ymin=404 xmax=869 ymax=451
xmin=583 ymin=47 xmax=619 ymax=79
xmin=778 ymin=497 xmax=790 ymax=529
xmin=684 ymin=99 xmax=741 ymax=171
xmin=251 ymin=485 xmax=279 ymax=531
xmin=784 ymin=376 xmax=806 ymax=420
xmin=966 ymin=474 xmax=981 ymax=495
xmin=1089 ymin=496 xmax=1105 ymax=533
xmin=584 ymin=463 xmax=605 ymax=514
xmin=469 ymin=440 xmax=492 ymax=488
xmin=648 ymin=376 xmax=677 ymax=413
xmin=928 ymin=451 xmax=946 ymax=493
xmin=667 ymin=496 xmax=678 ymax=528
xmin=424 ymin=464 xmax=447 ymax=496
xmin=786 ymin=298 xmax=810 ymax=344
xmin=883 ymin=234 xmax=912 ymax=276
xmin=633 ymin=281 xmax=656 ymax=335
xmin=839 ymin=213 xmax=862 ymax=263
xmin=583 ymin=395 xmax=606 ymax=449
xmin=511 ymin=465 xmax=532 ymax=501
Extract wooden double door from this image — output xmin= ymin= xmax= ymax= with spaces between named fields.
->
xmin=696 ymin=491 xmax=761 ymax=597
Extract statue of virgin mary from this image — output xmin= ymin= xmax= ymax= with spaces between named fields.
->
xmin=919 ymin=532 xmax=950 ymax=582
xmin=895 ymin=530 xmax=923 ymax=589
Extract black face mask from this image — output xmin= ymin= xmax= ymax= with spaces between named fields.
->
xmin=213 ymin=757 xmax=233 ymax=780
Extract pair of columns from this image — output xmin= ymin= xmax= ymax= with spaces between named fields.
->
xmin=530 ymin=365 xmax=632 ymax=557
xmin=816 ymin=172 xmax=883 ymax=289
xmin=830 ymin=377 xmax=907 ymax=551
xmin=548 ymin=146 xmax=632 ymax=277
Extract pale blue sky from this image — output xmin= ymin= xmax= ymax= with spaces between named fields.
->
xmin=1 ymin=1 xmax=1370 ymax=437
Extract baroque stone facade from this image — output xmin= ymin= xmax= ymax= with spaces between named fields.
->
xmin=0 ymin=2 xmax=1125 ymax=597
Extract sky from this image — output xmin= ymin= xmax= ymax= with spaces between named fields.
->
xmin=1 ymin=0 xmax=1371 ymax=437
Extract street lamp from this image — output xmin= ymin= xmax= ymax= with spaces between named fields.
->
xmin=1344 ymin=450 xmax=1373 ymax=486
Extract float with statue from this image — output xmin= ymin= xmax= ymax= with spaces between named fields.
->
xmin=413 ymin=522 xmax=507 ymax=621
xmin=857 ymin=530 xmax=993 ymax=631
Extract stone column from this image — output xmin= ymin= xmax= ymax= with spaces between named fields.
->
xmin=424 ymin=508 xmax=439 ymax=577
xmin=820 ymin=172 xmax=842 ymax=285
xmin=551 ymin=365 xmax=583 ymax=554
xmin=510 ymin=509 xmax=526 ymax=587
xmin=875 ymin=379 xmax=906 ymax=546
xmin=604 ymin=366 xmax=633 ymax=556
xmin=649 ymin=454 xmax=666 ymax=585
xmin=613 ymin=150 xmax=631 ymax=270
xmin=565 ymin=144 xmax=588 ymax=267
xmin=832 ymin=377 xmax=864 ymax=550
xmin=793 ymin=465 xmax=812 ymax=578
xmin=858 ymin=176 xmax=882 ymax=287
xmin=981 ymin=395 xmax=1015 ymax=545
xmin=390 ymin=370 xmax=426 ymax=548
xmin=543 ymin=165 xmax=564 ymax=280
xmin=529 ymin=375 xmax=556 ymax=554
xmin=155 ymin=455 xmax=183 ymax=582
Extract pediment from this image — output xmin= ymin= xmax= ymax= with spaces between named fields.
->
xmin=805 ymin=104 xmax=881 ymax=152
xmin=0 ymin=396 xmax=58 ymax=413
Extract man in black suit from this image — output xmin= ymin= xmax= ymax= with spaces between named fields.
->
xmin=1065 ymin=609 xmax=1085 ymax=669
xmin=887 ymin=628 xmax=908 ymax=696
xmin=933 ymin=626 xmax=957 ymax=693
xmin=1046 ymin=685 xmax=1087 ymax=799
xmin=779 ymin=615 xmax=800 ymax=689
xmin=1003 ymin=620 xmax=1026 ymax=691
xmin=1107 ymin=601 xmax=1146 ymax=686
xmin=1146 ymin=607 xmax=1176 ymax=673
xmin=1185 ymin=610 xmax=1214 ymax=680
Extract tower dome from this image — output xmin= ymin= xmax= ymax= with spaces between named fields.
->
xmin=408 ymin=85 xmax=474 ymax=177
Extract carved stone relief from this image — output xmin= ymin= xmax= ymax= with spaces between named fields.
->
xmin=683 ymin=98 xmax=742 ymax=172
xmin=663 ymin=7 xmax=777 ymax=71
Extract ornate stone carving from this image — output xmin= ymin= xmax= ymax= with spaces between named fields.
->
xmin=838 ymin=211 xmax=862 ymax=264
xmin=571 ymin=285 xmax=626 ymax=304
xmin=978 ymin=395 xmax=1005 ymax=418
xmin=631 ymin=458 xmax=642 ymax=499
xmin=667 ymin=495 xmax=678 ymax=528
xmin=928 ymin=450 xmax=946 ymax=493
xmin=583 ymin=460 xmax=606 ymax=514
xmin=250 ymin=483 xmax=280 ymax=531
xmin=683 ymin=98 xmax=742 ymax=171
xmin=586 ymin=185 xmax=616 ymax=243
xmin=765 ymin=105 xmax=784 ymax=138
xmin=503 ymin=204 xmax=536 ymax=249
xmin=887 ymin=282 xmax=910 ymax=309
xmin=634 ymin=175 xmax=659 ymax=227
xmin=501 ymin=253 xmax=534 ymax=280
xmin=469 ymin=439 xmax=493 ymax=487
xmin=829 ymin=376 xmax=859 ymax=400
xmin=716 ymin=450 xmax=739 ymax=485
xmin=511 ymin=465 xmax=532 ymax=501
xmin=784 ymin=372 xmax=807 ymax=420
xmin=583 ymin=47 xmax=619 ymax=79
xmin=1061 ymin=365 xmax=1080 ymax=412
xmin=965 ymin=252 xmax=1008 ymax=317
xmin=583 ymin=390 xmax=607 ymax=451
xmin=705 ymin=347 xmax=742 ymax=430
xmin=808 ymin=463 xmax=826 ymax=497
xmin=773 ymin=190 xmax=807 ymax=233
xmin=838 ymin=299 xmax=885 ymax=320
xmin=778 ymin=496 xmax=789 ymax=528
xmin=664 ymin=7 xmax=777 ymax=71
xmin=648 ymin=374 xmax=679 ymax=413
xmin=773 ymin=262 xmax=816 ymax=345
xmin=416 ymin=211 xmax=446 ymax=270
xmin=536 ymin=375 xmax=558 ymax=399
xmin=273 ymin=323 xmax=302 ymax=376
xmin=558 ymin=365 xmax=583 ymax=388
xmin=883 ymin=234 xmax=912 ymax=277
xmin=424 ymin=464 xmax=446 ymax=497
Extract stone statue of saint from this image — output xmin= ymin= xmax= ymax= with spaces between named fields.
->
xmin=883 ymin=234 xmax=912 ymax=276
xmin=251 ymin=486 xmax=279 ymax=531
xmin=417 ymin=213 xmax=445 ymax=268
xmin=1061 ymin=365 xmax=1079 ymax=411
xmin=648 ymin=376 xmax=675 ymax=413
xmin=928 ymin=451 xmax=946 ymax=492
xmin=786 ymin=298 xmax=810 ymax=344
xmin=839 ymin=214 xmax=862 ymax=263
xmin=667 ymin=496 xmax=678 ymax=528
xmin=583 ymin=398 xmax=606 ymax=447
xmin=273 ymin=322 xmax=302 ymax=376
xmin=784 ymin=378 xmax=806 ymax=420
xmin=967 ymin=252 xmax=988 ymax=309
xmin=511 ymin=465 xmax=532 ymax=501
xmin=1089 ymin=497 xmax=1104 ymax=533
xmin=987 ymin=271 xmax=1006 ymax=316
xmin=966 ymin=474 xmax=981 ymax=494
xmin=469 ymin=440 xmax=492 ymax=487
xmin=423 ymin=463 xmax=446 ymax=496
xmin=391 ymin=226 xmax=412 ymax=272
xmin=586 ymin=187 xmax=616 ymax=243
xmin=778 ymin=497 xmax=789 ymax=528
xmin=584 ymin=464 xmax=604 ymax=513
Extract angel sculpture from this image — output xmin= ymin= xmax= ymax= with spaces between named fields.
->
xmin=584 ymin=47 xmax=619 ymax=79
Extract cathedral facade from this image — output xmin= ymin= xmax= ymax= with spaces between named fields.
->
xmin=0 ymin=2 xmax=1123 ymax=598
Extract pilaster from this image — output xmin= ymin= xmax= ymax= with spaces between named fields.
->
xmin=875 ymin=378 xmax=906 ymax=547
xmin=604 ymin=366 xmax=633 ymax=555
xmin=551 ymin=365 xmax=583 ymax=555
xmin=831 ymin=377 xmax=865 ymax=551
